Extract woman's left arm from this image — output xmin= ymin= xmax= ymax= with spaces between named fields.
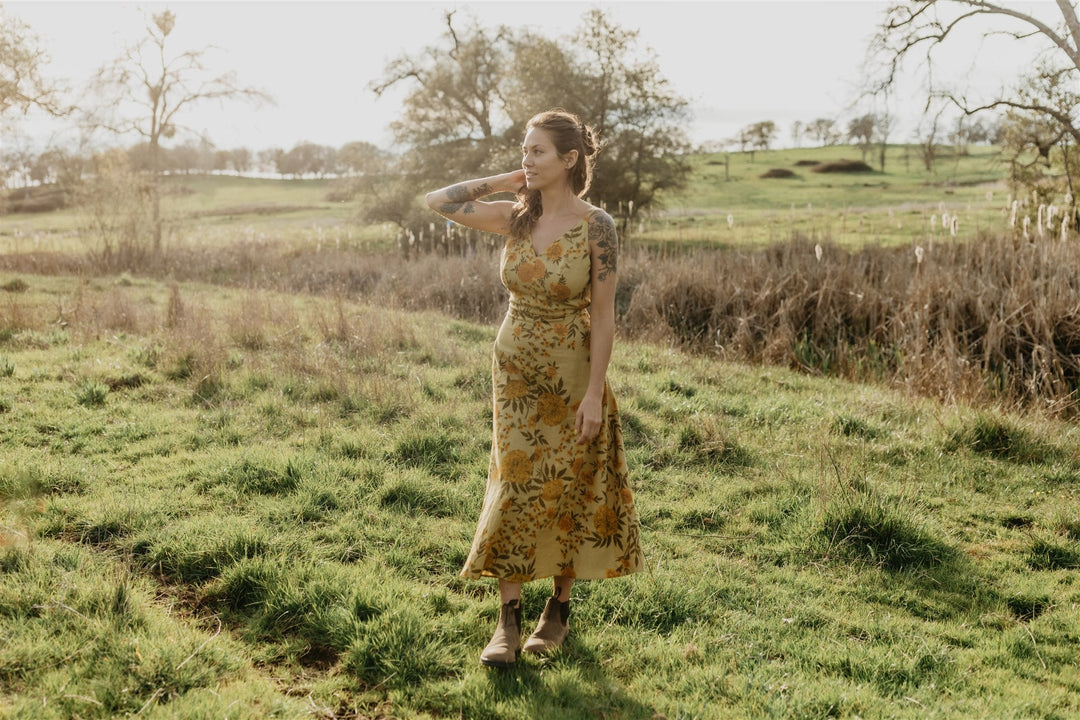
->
xmin=576 ymin=210 xmax=619 ymax=445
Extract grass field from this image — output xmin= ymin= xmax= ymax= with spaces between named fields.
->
xmin=637 ymin=144 xmax=1011 ymax=249
xmin=2 ymin=275 xmax=1079 ymax=719
xmin=2 ymin=143 xmax=1079 ymax=718
xmin=1 ymin=144 xmax=1022 ymax=256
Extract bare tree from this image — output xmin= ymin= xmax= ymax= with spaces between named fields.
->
xmin=877 ymin=106 xmax=893 ymax=171
xmin=83 ymin=9 xmax=269 ymax=250
xmin=790 ymin=120 xmax=804 ymax=148
xmin=872 ymin=2 xmax=1080 ymax=149
xmin=0 ymin=5 xmax=66 ymax=117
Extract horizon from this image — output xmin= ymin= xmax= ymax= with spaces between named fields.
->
xmin=3 ymin=0 xmax=1048 ymax=155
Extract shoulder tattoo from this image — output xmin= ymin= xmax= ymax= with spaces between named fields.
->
xmin=589 ymin=211 xmax=618 ymax=282
xmin=439 ymin=182 xmax=493 ymax=216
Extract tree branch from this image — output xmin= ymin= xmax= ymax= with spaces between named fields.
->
xmin=947 ymin=93 xmax=1080 ymax=146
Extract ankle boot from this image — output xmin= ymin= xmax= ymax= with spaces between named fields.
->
xmin=480 ymin=599 xmax=522 ymax=668
xmin=523 ymin=593 xmax=570 ymax=655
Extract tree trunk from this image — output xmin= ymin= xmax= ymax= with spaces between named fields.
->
xmin=150 ymin=136 xmax=162 ymax=252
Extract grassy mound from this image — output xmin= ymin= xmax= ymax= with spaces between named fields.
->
xmin=811 ymin=158 xmax=875 ymax=173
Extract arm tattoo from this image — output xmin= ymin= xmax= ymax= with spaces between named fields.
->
xmin=589 ymin=211 xmax=618 ymax=282
xmin=438 ymin=182 xmax=494 ymax=216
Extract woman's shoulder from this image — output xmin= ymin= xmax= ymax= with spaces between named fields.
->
xmin=583 ymin=205 xmax=616 ymax=235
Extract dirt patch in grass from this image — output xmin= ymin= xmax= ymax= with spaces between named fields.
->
xmin=811 ymin=159 xmax=875 ymax=174
xmin=760 ymin=168 xmax=798 ymax=179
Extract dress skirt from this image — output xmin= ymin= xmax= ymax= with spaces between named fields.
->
xmin=460 ymin=212 xmax=644 ymax=582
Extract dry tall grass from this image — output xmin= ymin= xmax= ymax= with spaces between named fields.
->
xmin=5 ymin=229 xmax=1080 ymax=414
xmin=622 ymin=234 xmax=1080 ymax=414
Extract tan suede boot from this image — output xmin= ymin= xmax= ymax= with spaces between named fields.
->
xmin=480 ymin=599 xmax=522 ymax=668
xmin=522 ymin=593 xmax=570 ymax=655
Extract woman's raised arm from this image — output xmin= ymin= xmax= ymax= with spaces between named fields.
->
xmin=426 ymin=170 xmax=525 ymax=235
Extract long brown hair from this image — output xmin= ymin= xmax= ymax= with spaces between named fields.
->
xmin=508 ymin=109 xmax=599 ymax=240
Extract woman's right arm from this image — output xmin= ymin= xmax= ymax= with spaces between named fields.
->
xmin=425 ymin=170 xmax=525 ymax=235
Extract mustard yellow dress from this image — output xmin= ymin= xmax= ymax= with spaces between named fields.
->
xmin=461 ymin=210 xmax=644 ymax=582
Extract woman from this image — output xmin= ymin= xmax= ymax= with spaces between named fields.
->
xmin=426 ymin=109 xmax=643 ymax=667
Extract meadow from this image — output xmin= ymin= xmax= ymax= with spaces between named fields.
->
xmin=2 ymin=144 xmax=1080 ymax=719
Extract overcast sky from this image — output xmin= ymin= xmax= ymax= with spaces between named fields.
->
xmin=4 ymin=0 xmax=1050 ymax=152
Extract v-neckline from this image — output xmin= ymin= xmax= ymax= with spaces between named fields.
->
xmin=529 ymin=215 xmax=589 ymax=257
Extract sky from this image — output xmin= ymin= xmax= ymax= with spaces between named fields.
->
xmin=3 ymin=0 xmax=1052 ymax=153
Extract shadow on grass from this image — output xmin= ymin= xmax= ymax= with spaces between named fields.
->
xmin=480 ymin=637 xmax=659 ymax=720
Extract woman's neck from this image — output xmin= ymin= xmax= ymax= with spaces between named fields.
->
xmin=539 ymin=184 xmax=580 ymax=218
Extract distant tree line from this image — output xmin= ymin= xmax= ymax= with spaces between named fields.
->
xmin=1 ymin=139 xmax=389 ymax=193
xmin=726 ymin=114 xmax=1002 ymax=164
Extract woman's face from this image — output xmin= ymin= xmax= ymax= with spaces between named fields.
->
xmin=521 ymin=127 xmax=576 ymax=191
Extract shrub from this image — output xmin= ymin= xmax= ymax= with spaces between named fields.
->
xmin=819 ymin=488 xmax=953 ymax=570
xmin=76 ymin=380 xmax=109 ymax=407
xmin=218 ymin=456 xmax=301 ymax=495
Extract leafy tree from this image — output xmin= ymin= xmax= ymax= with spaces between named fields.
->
xmin=999 ymin=109 xmax=1073 ymax=201
xmin=83 ymin=9 xmax=269 ymax=250
xmin=371 ymin=12 xmax=511 ymax=181
xmin=338 ymin=141 xmax=388 ymax=176
xmin=570 ymin=9 xmax=691 ymax=220
xmin=276 ymin=142 xmax=337 ymax=178
xmin=229 ymin=147 xmax=252 ymax=175
xmin=737 ymin=121 xmax=778 ymax=161
xmin=847 ymin=114 xmax=878 ymax=162
xmin=806 ymin=117 xmax=839 ymax=146
xmin=258 ymin=148 xmax=283 ymax=176
xmin=368 ymin=8 xmax=690 ymax=242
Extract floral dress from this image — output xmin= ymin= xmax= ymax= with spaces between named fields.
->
xmin=461 ymin=209 xmax=644 ymax=582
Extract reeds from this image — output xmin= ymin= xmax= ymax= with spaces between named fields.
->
xmin=620 ymin=232 xmax=1080 ymax=415
xmin=7 ymin=227 xmax=1080 ymax=414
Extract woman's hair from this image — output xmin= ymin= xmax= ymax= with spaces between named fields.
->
xmin=508 ymin=109 xmax=599 ymax=240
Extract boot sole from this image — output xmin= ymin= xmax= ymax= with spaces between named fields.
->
xmin=480 ymin=653 xmax=519 ymax=668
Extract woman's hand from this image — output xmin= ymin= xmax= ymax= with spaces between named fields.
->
xmin=575 ymin=392 xmax=603 ymax=445
xmin=502 ymin=169 xmax=526 ymax=194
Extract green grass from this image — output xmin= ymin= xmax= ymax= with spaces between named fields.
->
xmin=3 ymin=275 xmax=1080 ymax=718
xmin=0 ymin=173 xmax=381 ymax=256
xmin=641 ymin=144 xmax=1009 ymax=248
xmin=2 ymin=144 xmax=1016 ymax=256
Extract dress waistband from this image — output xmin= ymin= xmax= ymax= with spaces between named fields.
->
xmin=507 ymin=299 xmax=587 ymax=322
